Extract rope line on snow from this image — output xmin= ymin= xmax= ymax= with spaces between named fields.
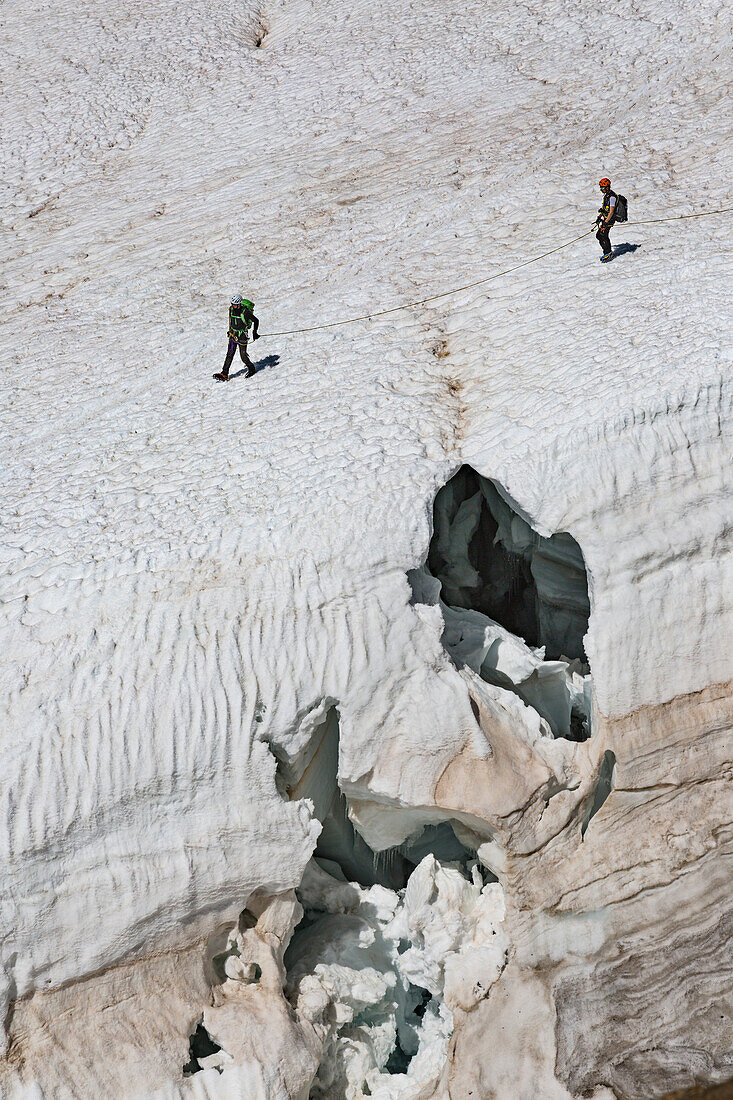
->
xmin=258 ymin=206 xmax=733 ymax=338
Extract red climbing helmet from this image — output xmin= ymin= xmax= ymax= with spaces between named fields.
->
xmin=598 ymin=177 xmax=611 ymax=188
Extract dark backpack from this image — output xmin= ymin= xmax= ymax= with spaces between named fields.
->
xmin=615 ymin=194 xmax=628 ymax=222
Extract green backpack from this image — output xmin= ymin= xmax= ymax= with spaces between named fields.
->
xmin=230 ymin=299 xmax=255 ymax=339
xmin=240 ymin=299 xmax=255 ymax=332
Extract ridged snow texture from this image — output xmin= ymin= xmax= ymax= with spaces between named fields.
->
xmin=1 ymin=0 xmax=732 ymax=1095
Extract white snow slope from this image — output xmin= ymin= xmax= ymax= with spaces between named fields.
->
xmin=1 ymin=0 xmax=732 ymax=1096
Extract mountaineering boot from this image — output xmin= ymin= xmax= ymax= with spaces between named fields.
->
xmin=213 ymin=371 xmax=230 ymax=381
xmin=246 ymin=366 xmax=256 ymax=378
xmin=600 ymin=252 xmax=614 ymax=263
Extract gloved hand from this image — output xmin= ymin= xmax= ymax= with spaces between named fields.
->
xmin=253 ymin=331 xmax=260 ymax=340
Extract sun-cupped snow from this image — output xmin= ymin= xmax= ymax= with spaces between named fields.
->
xmin=1 ymin=0 xmax=731 ymax=1094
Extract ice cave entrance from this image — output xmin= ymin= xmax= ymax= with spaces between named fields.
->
xmin=422 ymin=465 xmax=593 ymax=740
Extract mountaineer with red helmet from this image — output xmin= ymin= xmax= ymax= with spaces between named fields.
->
xmin=595 ymin=178 xmax=617 ymax=262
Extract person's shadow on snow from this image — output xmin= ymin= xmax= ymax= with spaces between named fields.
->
xmin=613 ymin=243 xmax=640 ymax=259
xmin=229 ymin=354 xmax=280 ymax=380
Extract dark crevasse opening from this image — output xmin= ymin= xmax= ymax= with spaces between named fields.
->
xmin=581 ymin=750 xmax=616 ymax=838
xmin=427 ymin=465 xmax=590 ymax=660
xmin=421 ymin=465 xmax=593 ymax=740
xmin=277 ymin=706 xmax=410 ymax=891
xmin=183 ymin=1021 xmax=222 ymax=1077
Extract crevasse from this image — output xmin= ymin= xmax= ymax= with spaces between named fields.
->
xmin=420 ymin=464 xmax=593 ymax=741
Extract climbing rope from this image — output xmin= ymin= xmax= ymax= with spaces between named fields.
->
xmin=259 ymin=206 xmax=733 ymax=339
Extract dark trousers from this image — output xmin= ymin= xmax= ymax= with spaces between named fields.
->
xmin=222 ymin=337 xmax=252 ymax=377
xmin=596 ymin=220 xmax=615 ymax=255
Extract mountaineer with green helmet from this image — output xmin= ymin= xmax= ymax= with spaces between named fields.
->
xmin=213 ymin=294 xmax=260 ymax=382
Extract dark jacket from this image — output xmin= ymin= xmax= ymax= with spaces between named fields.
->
xmin=228 ymin=304 xmax=258 ymax=344
xmin=598 ymin=190 xmax=617 ymax=224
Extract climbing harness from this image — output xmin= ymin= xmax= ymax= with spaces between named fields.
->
xmin=258 ymin=206 xmax=733 ymax=339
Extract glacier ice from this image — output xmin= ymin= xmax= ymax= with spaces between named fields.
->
xmin=286 ymin=854 xmax=506 ymax=1099
xmin=1 ymin=0 xmax=731 ymax=1093
xmin=202 ymin=698 xmax=509 ymax=1096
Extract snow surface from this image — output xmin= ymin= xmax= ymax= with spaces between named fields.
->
xmin=1 ymin=0 xmax=732 ymax=1094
